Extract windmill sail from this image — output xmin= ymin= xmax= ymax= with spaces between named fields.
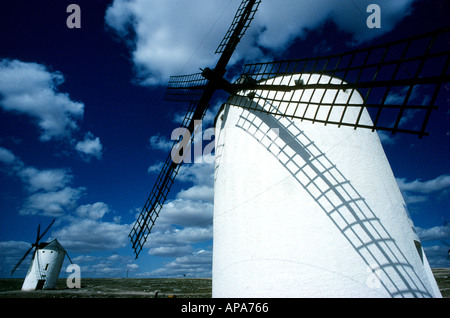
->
xmin=215 ymin=0 xmax=260 ymax=54
xmin=129 ymin=0 xmax=262 ymax=259
xmin=234 ymin=27 xmax=450 ymax=137
xmin=11 ymin=219 xmax=71 ymax=291
xmin=11 ymin=218 xmax=55 ymax=276
xmin=129 ymin=101 xmax=200 ymax=256
xmin=165 ymin=72 xmax=208 ymax=103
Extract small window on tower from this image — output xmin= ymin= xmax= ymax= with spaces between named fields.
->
xmin=414 ymin=240 xmax=424 ymax=264
xmin=44 ymin=263 xmax=49 ymax=271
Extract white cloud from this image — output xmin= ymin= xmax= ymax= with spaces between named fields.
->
xmin=377 ymin=131 xmax=398 ymax=146
xmin=422 ymin=245 xmax=450 ymax=268
xmin=0 ymin=60 xmax=104 ymax=162
xmin=177 ymin=185 xmax=214 ymax=202
xmin=76 ymin=202 xmax=110 ymax=220
xmin=397 ymin=175 xmax=450 ymax=194
xmin=177 ymin=157 xmax=214 ymax=187
xmin=0 ymin=240 xmax=33 ymax=277
xmin=149 ymin=249 xmax=212 ymax=278
xmin=75 ymin=132 xmax=103 ymax=160
xmin=105 ymin=0 xmax=231 ymax=85
xmin=71 ymin=254 xmax=138 ymax=277
xmin=397 ymin=174 xmax=450 ymax=204
xmin=53 ymin=218 xmax=130 ymax=252
xmin=0 ymin=147 xmax=18 ymax=165
xmin=138 ymin=156 xmax=214 ymax=275
xmin=148 ymin=133 xmax=173 ymax=151
xmin=20 ymin=186 xmax=84 ymax=217
xmin=105 ymin=0 xmax=415 ymax=85
xmin=149 ymin=245 xmax=193 ymax=258
xmin=150 ymin=226 xmax=213 ymax=246
xmin=416 ymin=225 xmax=450 ymax=242
xmin=0 ymin=147 xmax=84 ymax=217
xmin=18 ymin=167 xmax=72 ymax=192
xmin=147 ymin=161 xmax=164 ymax=174
xmin=174 ymin=226 xmax=213 ymax=243
xmin=0 ymin=146 xmax=24 ymax=176
xmin=0 ymin=59 xmax=84 ymax=141
xmin=156 ymin=198 xmax=213 ymax=229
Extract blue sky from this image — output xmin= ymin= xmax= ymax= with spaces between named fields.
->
xmin=0 ymin=0 xmax=449 ymax=279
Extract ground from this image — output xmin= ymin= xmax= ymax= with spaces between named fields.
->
xmin=0 ymin=268 xmax=448 ymax=298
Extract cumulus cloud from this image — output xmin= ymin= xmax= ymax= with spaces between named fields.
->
xmin=397 ymin=175 xmax=450 ymax=194
xmin=0 ymin=146 xmax=24 ymax=176
xmin=377 ymin=131 xmax=399 ymax=146
xmin=76 ymin=202 xmax=110 ymax=220
xmin=0 ymin=59 xmax=84 ymax=141
xmin=422 ymin=245 xmax=450 ymax=268
xmin=177 ymin=155 xmax=215 ymax=187
xmin=0 ymin=241 xmax=34 ymax=277
xmin=0 ymin=147 xmax=18 ymax=166
xmin=0 ymin=59 xmax=103 ymax=162
xmin=177 ymin=185 xmax=214 ymax=202
xmin=71 ymin=254 xmax=138 ymax=277
xmin=17 ymin=166 xmax=84 ymax=218
xmin=397 ymin=174 xmax=450 ymax=204
xmin=150 ymin=249 xmax=212 ymax=278
xmin=149 ymin=244 xmax=193 ymax=258
xmin=416 ymin=225 xmax=450 ymax=242
xmin=105 ymin=0 xmax=415 ymax=85
xmin=141 ymin=155 xmax=214 ymax=274
xmin=20 ymin=187 xmax=84 ymax=217
xmin=156 ymin=198 xmax=213 ymax=229
xmin=53 ymin=218 xmax=130 ymax=252
xmin=0 ymin=147 xmax=84 ymax=217
xmin=148 ymin=133 xmax=173 ymax=151
xmin=0 ymin=148 xmax=130 ymax=256
xmin=75 ymin=132 xmax=103 ymax=160
xmin=18 ymin=167 xmax=73 ymax=192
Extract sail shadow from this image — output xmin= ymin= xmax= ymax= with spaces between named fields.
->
xmin=225 ymin=95 xmax=433 ymax=298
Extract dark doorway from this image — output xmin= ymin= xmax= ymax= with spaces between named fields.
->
xmin=36 ymin=279 xmax=46 ymax=290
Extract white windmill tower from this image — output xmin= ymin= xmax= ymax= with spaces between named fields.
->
xmin=11 ymin=219 xmax=72 ymax=291
xmin=213 ymin=72 xmax=443 ymax=298
xmin=128 ymin=0 xmax=449 ymax=297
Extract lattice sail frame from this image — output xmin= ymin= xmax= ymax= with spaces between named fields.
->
xmin=234 ymin=27 xmax=450 ymax=137
xmin=165 ymin=73 xmax=209 ymax=102
xmin=216 ymin=0 xmax=261 ymax=54
xmin=128 ymin=100 xmax=202 ymax=255
xmin=130 ymin=2 xmax=449 ymax=258
xmin=129 ymin=0 xmax=261 ymax=259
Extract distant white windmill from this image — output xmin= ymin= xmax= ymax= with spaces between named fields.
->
xmin=11 ymin=219 xmax=72 ymax=291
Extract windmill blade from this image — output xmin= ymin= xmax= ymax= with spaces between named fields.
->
xmin=129 ymin=152 xmax=181 ymax=258
xmin=129 ymin=101 xmax=207 ymax=258
xmin=11 ymin=246 xmax=33 ymax=276
xmin=165 ymin=72 xmax=209 ymax=103
xmin=215 ymin=0 xmax=261 ymax=54
xmin=237 ymin=27 xmax=450 ymax=137
xmin=65 ymin=251 xmax=74 ymax=264
xmin=36 ymin=223 xmax=40 ymax=244
xmin=130 ymin=0 xmax=262 ymax=258
xmin=37 ymin=218 xmax=55 ymax=242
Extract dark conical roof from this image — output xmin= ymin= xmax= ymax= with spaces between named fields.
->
xmin=38 ymin=238 xmax=66 ymax=253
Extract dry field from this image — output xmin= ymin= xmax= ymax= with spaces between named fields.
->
xmin=0 ymin=268 xmax=448 ymax=298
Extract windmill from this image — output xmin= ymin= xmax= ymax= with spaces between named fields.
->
xmin=129 ymin=0 xmax=449 ymax=297
xmin=11 ymin=219 xmax=72 ymax=291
